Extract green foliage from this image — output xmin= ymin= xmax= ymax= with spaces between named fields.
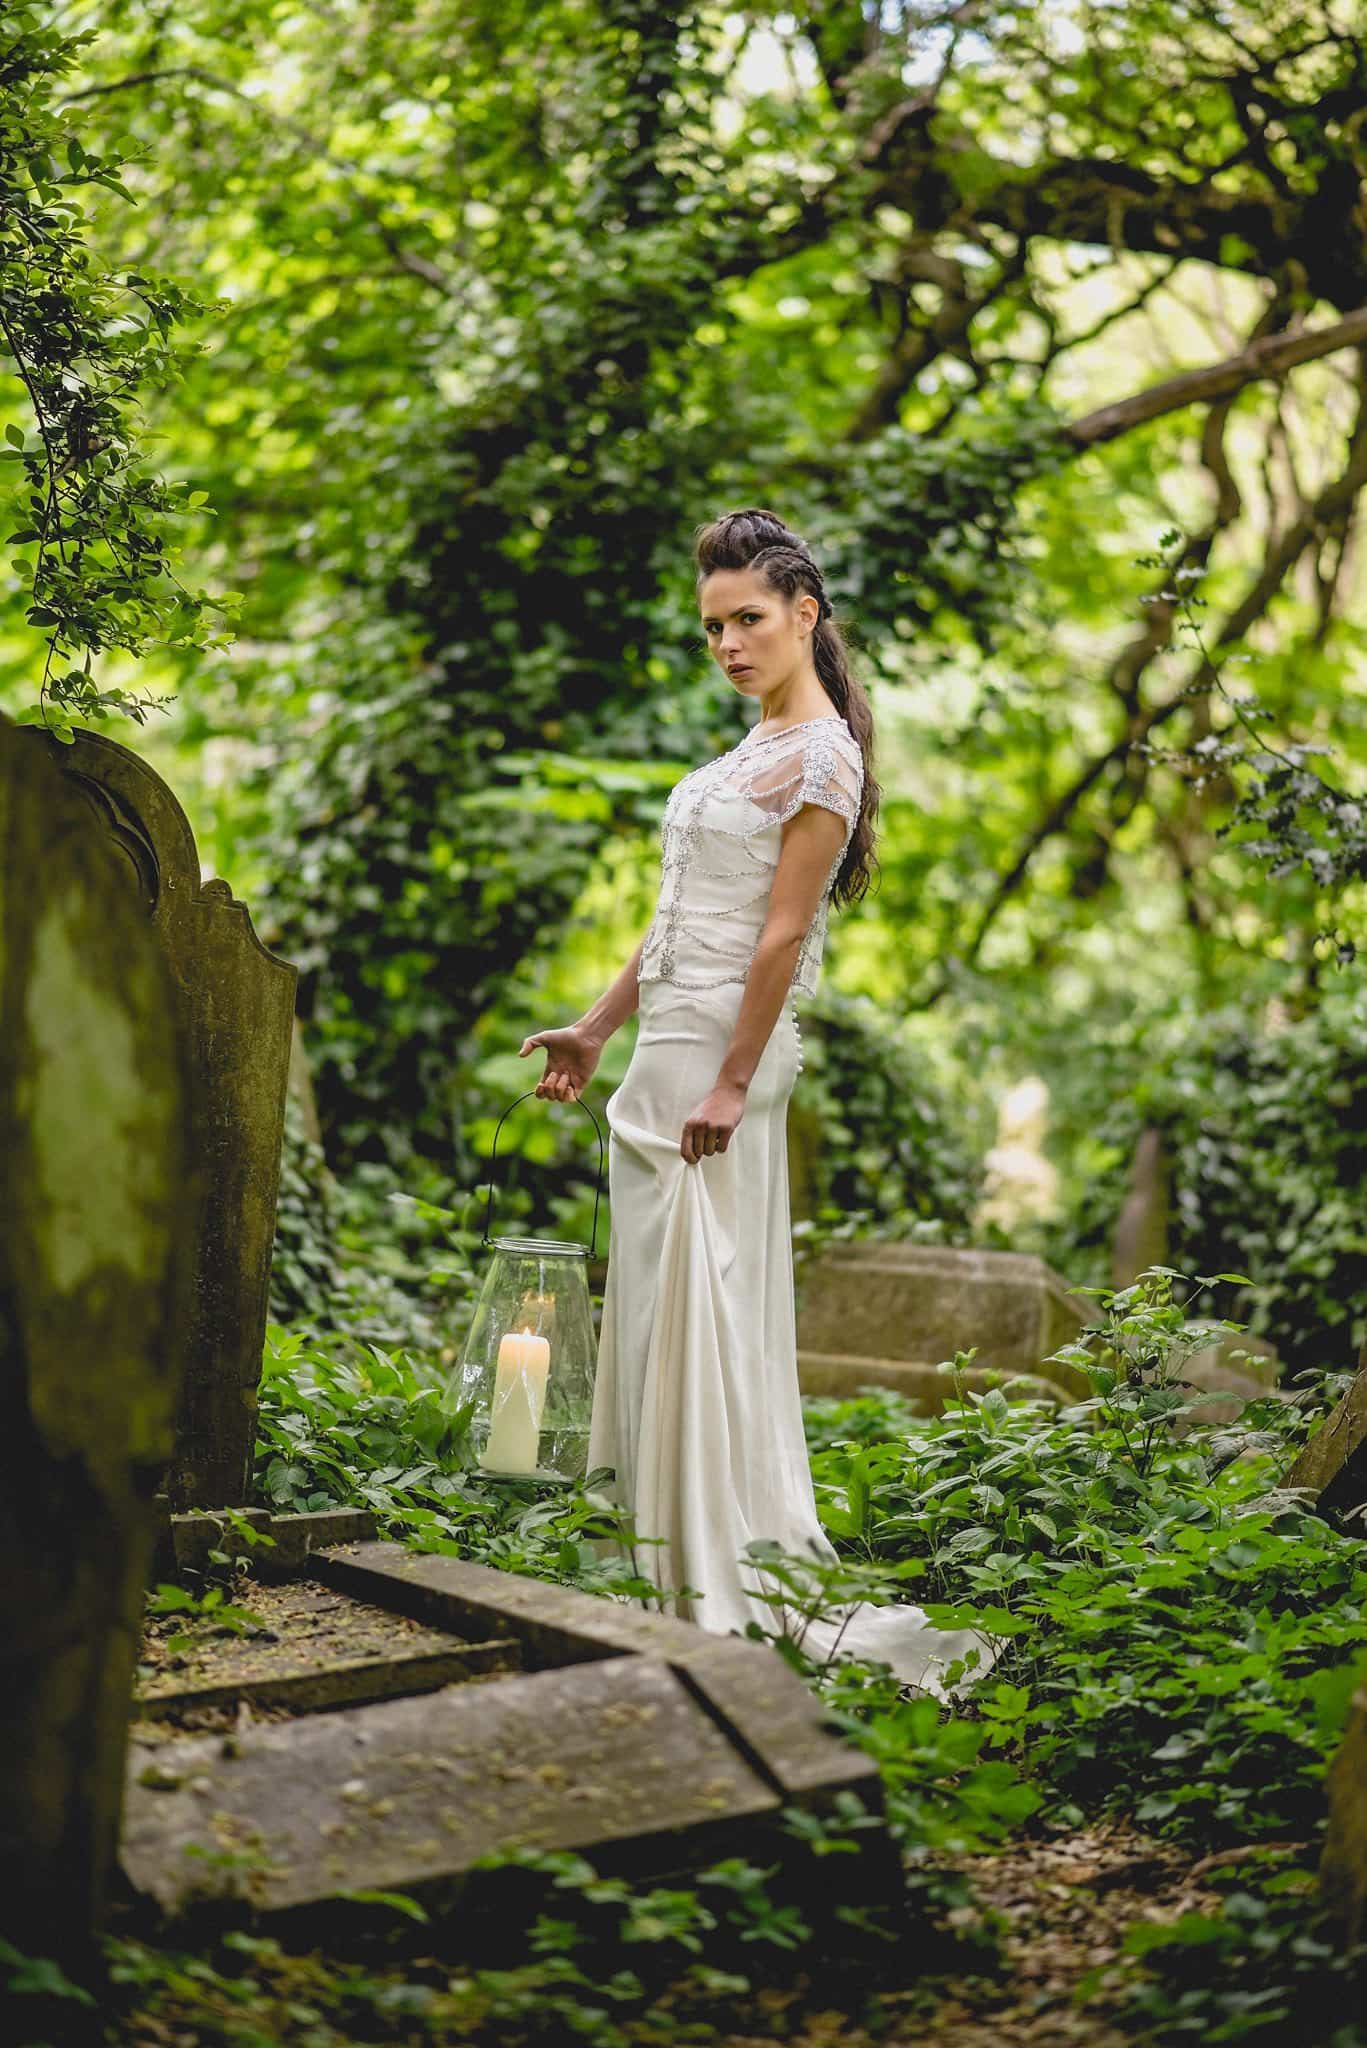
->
xmin=1047 ymin=982 xmax=1367 ymax=1371
xmin=267 ymin=1114 xmax=486 ymax=1363
xmin=0 ymin=7 xmax=230 ymax=731
xmin=803 ymin=1274 xmax=1367 ymax=1854
xmin=252 ymin=1326 xmax=666 ymax=1606
xmin=36 ymin=0 xmax=1080 ymax=1167
xmin=1139 ymin=532 xmax=1367 ymax=953
xmin=1103 ymin=1857 xmax=1364 ymax=2046
xmin=789 ymin=987 xmax=984 ymax=1238
xmin=145 ymin=1581 xmax=263 ymax=1656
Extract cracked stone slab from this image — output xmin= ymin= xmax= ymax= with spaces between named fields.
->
xmin=313 ymin=1544 xmax=882 ymax=1805
xmin=121 ymin=1654 xmax=780 ymax=1918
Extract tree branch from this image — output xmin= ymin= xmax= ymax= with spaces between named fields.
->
xmin=1064 ymin=306 xmax=1367 ymax=447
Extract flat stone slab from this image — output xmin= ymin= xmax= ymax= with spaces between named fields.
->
xmin=314 ymin=1544 xmax=879 ymax=1808
xmin=121 ymin=1547 xmax=889 ymax=1927
xmin=122 ymin=1655 xmax=783 ymax=1918
xmin=796 ymin=1244 xmax=1090 ymax=1384
xmin=797 ymin=1351 xmax=1066 ymax=1412
xmin=315 ymin=1542 xmax=749 ymax=1671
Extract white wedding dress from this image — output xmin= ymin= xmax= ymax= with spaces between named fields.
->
xmin=586 ymin=716 xmax=994 ymax=1698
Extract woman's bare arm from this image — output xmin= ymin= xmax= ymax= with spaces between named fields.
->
xmin=579 ymin=935 xmax=647 ymax=1048
xmin=717 ymin=806 xmax=845 ymax=1089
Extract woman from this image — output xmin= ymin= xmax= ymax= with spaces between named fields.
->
xmin=519 ymin=508 xmax=991 ymax=1696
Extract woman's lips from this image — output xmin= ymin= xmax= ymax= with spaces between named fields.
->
xmin=729 ymin=664 xmax=752 ymax=676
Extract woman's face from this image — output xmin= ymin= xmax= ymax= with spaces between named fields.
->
xmin=699 ymin=568 xmax=816 ymax=698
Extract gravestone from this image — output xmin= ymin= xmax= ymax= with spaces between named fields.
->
xmin=796 ymin=1243 xmax=1091 ymax=1407
xmin=28 ymin=726 xmax=297 ymax=1508
xmin=1110 ymin=1126 xmax=1170 ymax=1288
xmin=1287 ymin=1339 xmax=1367 ymax=1524
xmin=0 ymin=713 xmax=194 ymax=1957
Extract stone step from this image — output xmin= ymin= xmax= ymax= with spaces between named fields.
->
xmin=796 ymin=1244 xmax=1090 ymax=1380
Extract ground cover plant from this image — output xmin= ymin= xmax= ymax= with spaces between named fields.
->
xmin=16 ymin=1269 xmax=1353 ymax=2048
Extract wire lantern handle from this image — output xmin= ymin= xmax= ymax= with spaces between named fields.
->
xmin=480 ymin=1089 xmax=605 ymax=1258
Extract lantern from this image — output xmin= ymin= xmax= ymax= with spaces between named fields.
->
xmin=446 ymin=1089 xmax=604 ymax=1484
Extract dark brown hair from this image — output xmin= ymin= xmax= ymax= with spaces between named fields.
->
xmin=693 ymin=506 xmax=879 ymax=907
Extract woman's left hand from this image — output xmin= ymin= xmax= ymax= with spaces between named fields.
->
xmin=680 ymin=1081 xmax=747 ymax=1164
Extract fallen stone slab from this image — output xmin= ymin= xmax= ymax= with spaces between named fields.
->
xmin=312 ymin=1545 xmax=879 ymax=1808
xmin=135 ymin=1642 xmax=517 ymax=1723
xmin=314 ymin=1542 xmax=750 ymax=1671
xmin=797 ymin=1351 xmax=1065 ymax=1412
xmin=123 ymin=1655 xmax=798 ymax=1923
xmin=796 ymin=1244 xmax=1090 ymax=1388
xmin=121 ymin=1547 xmax=892 ymax=1937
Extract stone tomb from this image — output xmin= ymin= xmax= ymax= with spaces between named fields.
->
xmin=121 ymin=1541 xmax=892 ymax=1935
xmin=796 ymin=1242 xmax=1092 ymax=1409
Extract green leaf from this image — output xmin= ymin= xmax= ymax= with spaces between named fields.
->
xmin=339 ymin=1888 xmax=430 ymax=1924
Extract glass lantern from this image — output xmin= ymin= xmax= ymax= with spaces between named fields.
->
xmin=445 ymin=1090 xmax=604 ymax=1485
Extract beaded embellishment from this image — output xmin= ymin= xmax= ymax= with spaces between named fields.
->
xmin=638 ymin=717 xmax=863 ymax=996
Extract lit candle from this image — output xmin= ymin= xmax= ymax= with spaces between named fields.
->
xmin=480 ymin=1328 xmax=551 ymax=1475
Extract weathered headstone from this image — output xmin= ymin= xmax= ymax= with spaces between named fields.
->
xmin=796 ymin=1244 xmax=1091 ymax=1405
xmin=1110 ymin=1126 xmax=1170 ymax=1288
xmin=1287 ymin=1340 xmax=1367 ymax=1523
xmin=0 ymin=713 xmax=194 ymax=1957
xmin=29 ymin=727 xmax=297 ymax=1508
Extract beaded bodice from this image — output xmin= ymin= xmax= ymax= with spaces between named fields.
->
xmin=637 ymin=715 xmax=864 ymax=997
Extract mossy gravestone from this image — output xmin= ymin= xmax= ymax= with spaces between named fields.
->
xmin=0 ymin=713 xmax=194 ymax=1957
xmin=29 ymin=726 xmax=297 ymax=1508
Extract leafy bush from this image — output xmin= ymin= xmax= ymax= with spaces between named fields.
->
xmin=1047 ymin=984 xmax=1367 ymax=1372
xmin=790 ymin=988 xmax=985 ymax=1236
xmin=268 ymin=1118 xmax=485 ymax=1363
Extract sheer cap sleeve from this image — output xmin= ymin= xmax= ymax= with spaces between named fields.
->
xmin=742 ymin=719 xmax=863 ymax=841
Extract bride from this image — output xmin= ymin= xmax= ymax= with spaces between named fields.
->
xmin=519 ymin=507 xmax=993 ymax=1697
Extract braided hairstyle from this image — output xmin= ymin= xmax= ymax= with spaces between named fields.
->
xmin=692 ymin=507 xmax=879 ymax=908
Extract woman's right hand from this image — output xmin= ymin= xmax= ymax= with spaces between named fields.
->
xmin=518 ymin=1023 xmax=602 ymax=1102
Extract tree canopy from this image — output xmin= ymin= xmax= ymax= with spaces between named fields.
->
xmin=2 ymin=0 xmax=1364 ymax=1173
